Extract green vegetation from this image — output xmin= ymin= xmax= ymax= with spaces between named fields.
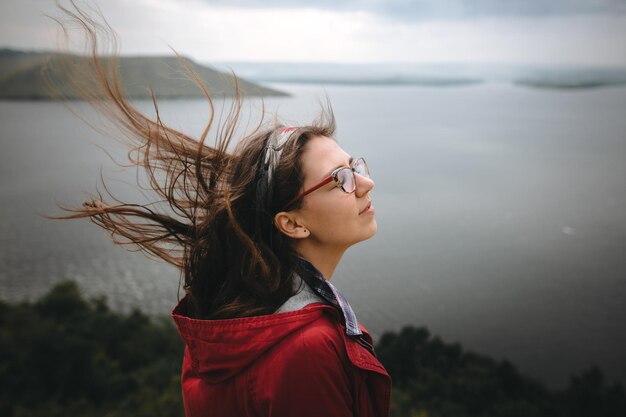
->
xmin=1 ymin=281 xmax=624 ymax=416
xmin=0 ymin=281 xmax=184 ymax=417
xmin=0 ymin=48 xmax=286 ymax=100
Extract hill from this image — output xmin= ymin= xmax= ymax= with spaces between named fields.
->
xmin=0 ymin=48 xmax=287 ymax=100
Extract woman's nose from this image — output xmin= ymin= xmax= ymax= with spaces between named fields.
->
xmin=355 ymin=173 xmax=374 ymax=197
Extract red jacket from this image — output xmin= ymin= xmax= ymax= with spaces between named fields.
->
xmin=172 ymin=296 xmax=391 ymax=417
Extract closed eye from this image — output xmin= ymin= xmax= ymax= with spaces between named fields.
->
xmin=328 ymin=156 xmax=354 ymax=176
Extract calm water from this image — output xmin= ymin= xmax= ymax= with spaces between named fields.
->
xmin=1 ymin=82 xmax=625 ymax=388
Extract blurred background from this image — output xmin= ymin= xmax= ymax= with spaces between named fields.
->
xmin=1 ymin=0 xmax=625 ymax=410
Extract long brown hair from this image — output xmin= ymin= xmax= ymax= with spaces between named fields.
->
xmin=47 ymin=2 xmax=336 ymax=319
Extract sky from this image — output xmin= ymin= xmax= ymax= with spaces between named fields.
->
xmin=1 ymin=0 xmax=625 ymax=66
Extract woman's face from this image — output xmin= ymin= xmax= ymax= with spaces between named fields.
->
xmin=294 ymin=135 xmax=376 ymax=251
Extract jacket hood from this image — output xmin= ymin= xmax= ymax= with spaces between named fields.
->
xmin=172 ymin=295 xmax=335 ymax=383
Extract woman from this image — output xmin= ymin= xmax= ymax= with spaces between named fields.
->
xmin=170 ymin=127 xmax=391 ymax=417
xmin=52 ymin=4 xmax=391 ymax=417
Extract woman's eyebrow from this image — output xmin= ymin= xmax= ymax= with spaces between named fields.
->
xmin=328 ymin=156 xmax=354 ymax=176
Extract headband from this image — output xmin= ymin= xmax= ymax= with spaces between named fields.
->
xmin=256 ymin=126 xmax=299 ymax=215
xmin=263 ymin=126 xmax=299 ymax=186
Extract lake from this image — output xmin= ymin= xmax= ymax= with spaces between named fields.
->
xmin=1 ymin=82 xmax=625 ymax=389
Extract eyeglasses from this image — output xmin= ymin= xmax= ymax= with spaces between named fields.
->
xmin=282 ymin=157 xmax=370 ymax=210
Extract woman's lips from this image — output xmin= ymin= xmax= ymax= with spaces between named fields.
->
xmin=359 ymin=201 xmax=373 ymax=215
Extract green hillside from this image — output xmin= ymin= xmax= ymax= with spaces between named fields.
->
xmin=0 ymin=48 xmax=287 ymax=100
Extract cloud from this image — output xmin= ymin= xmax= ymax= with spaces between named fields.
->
xmin=199 ymin=0 xmax=626 ymax=20
xmin=1 ymin=0 xmax=625 ymax=66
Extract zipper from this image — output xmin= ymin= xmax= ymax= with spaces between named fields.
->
xmin=353 ymin=335 xmax=376 ymax=356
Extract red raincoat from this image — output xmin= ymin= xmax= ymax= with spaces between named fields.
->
xmin=172 ymin=295 xmax=391 ymax=417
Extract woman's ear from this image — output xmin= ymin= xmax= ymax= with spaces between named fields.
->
xmin=274 ymin=211 xmax=310 ymax=239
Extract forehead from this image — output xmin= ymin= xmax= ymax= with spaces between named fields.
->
xmin=301 ymin=135 xmax=351 ymax=182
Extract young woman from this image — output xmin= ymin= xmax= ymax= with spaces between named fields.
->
xmin=53 ymin=4 xmax=391 ymax=416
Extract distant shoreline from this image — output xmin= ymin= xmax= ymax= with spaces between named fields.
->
xmin=251 ymin=77 xmax=485 ymax=87
xmin=214 ymin=61 xmax=626 ymax=91
xmin=256 ymin=77 xmax=626 ymax=90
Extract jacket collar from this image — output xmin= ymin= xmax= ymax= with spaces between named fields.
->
xmin=171 ymin=294 xmax=388 ymax=382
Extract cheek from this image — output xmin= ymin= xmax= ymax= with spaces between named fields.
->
xmin=304 ymin=196 xmax=359 ymax=236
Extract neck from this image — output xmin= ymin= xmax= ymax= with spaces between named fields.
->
xmin=296 ymin=242 xmax=346 ymax=280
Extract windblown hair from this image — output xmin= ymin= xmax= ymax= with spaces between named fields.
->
xmin=47 ymin=2 xmax=336 ymax=319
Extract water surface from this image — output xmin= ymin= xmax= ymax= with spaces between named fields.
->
xmin=1 ymin=82 xmax=625 ymax=388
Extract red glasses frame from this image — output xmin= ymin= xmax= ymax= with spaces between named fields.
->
xmin=282 ymin=157 xmax=369 ymax=211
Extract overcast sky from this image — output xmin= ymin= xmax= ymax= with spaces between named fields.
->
xmin=1 ymin=0 xmax=625 ymax=66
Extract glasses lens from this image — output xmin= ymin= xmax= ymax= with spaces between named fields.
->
xmin=353 ymin=158 xmax=370 ymax=178
xmin=336 ymin=168 xmax=356 ymax=193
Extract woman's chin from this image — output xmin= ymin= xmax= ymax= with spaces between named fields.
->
xmin=369 ymin=219 xmax=378 ymax=237
xmin=360 ymin=219 xmax=378 ymax=242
